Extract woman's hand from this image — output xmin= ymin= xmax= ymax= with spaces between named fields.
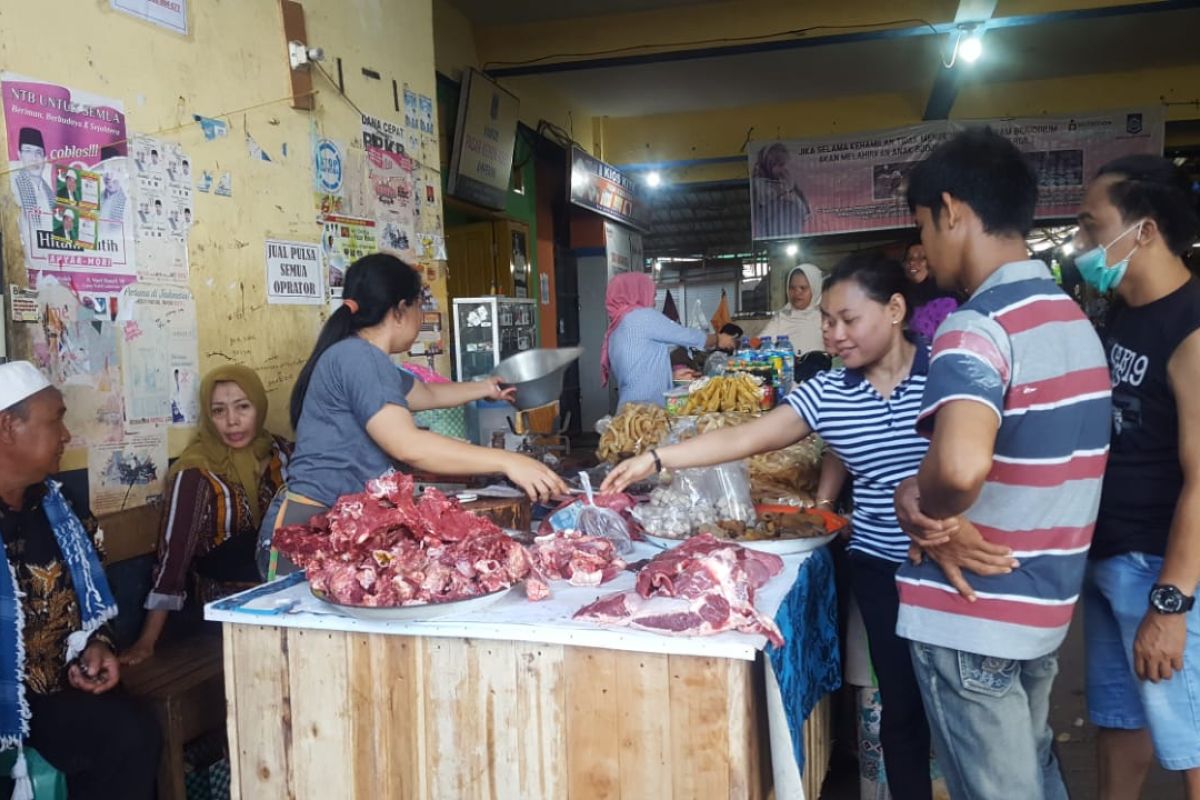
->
xmin=480 ymin=377 xmax=517 ymax=404
xmin=601 ymin=452 xmax=657 ymax=494
xmin=118 ymin=640 xmax=155 ymax=666
xmin=503 ymin=453 xmax=569 ymax=502
xmin=716 ymin=333 xmax=737 ymax=352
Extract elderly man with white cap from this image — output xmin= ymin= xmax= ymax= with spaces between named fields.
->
xmin=0 ymin=362 xmax=159 ymax=800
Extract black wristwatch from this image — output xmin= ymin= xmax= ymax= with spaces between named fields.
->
xmin=1149 ymin=584 xmax=1196 ymax=615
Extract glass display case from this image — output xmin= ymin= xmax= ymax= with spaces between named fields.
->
xmin=452 ymin=297 xmax=538 ymax=381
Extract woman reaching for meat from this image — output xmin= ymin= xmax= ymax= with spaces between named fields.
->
xmin=257 ymin=253 xmax=567 ymax=578
xmin=603 ymin=253 xmax=1013 ymax=800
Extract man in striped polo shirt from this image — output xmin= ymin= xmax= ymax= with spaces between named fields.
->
xmin=894 ymin=128 xmax=1112 ymax=799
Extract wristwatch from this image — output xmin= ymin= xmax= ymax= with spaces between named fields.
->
xmin=1149 ymin=584 xmax=1196 ymax=614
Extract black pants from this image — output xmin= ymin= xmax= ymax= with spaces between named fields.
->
xmin=849 ymin=551 xmax=932 ymax=800
xmin=28 ymin=687 xmax=160 ymax=800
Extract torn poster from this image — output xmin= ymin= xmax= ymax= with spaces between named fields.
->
xmin=9 ymin=285 xmax=39 ymax=323
xmin=88 ymin=425 xmax=168 ymax=514
xmin=215 ymin=171 xmax=232 ymax=197
xmin=265 ymin=239 xmax=323 ymax=305
xmin=196 ymin=170 xmax=213 ymax=193
xmin=119 ymin=283 xmax=201 ymax=426
xmin=321 ymin=215 xmax=376 ymax=298
xmin=194 ymin=114 xmax=228 ymax=141
xmin=29 ymin=277 xmax=124 ymax=447
xmin=2 ymin=74 xmax=137 ymax=298
xmin=361 ymin=113 xmax=416 ymax=260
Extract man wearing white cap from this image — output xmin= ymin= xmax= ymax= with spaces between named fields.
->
xmin=0 ymin=362 xmax=159 ymax=799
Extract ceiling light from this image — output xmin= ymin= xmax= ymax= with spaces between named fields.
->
xmin=784 ymin=243 xmax=799 ymax=257
xmin=958 ymin=33 xmax=983 ymax=64
xmin=645 ymin=171 xmax=662 ymax=188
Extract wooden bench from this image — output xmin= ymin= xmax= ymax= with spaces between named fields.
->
xmin=122 ymin=634 xmax=226 ymax=800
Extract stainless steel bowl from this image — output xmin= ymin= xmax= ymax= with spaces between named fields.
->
xmin=491 ymin=347 xmax=582 ymax=410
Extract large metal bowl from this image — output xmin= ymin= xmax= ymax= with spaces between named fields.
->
xmin=492 ymin=347 xmax=582 ymax=410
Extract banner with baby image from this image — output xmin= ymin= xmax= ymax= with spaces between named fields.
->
xmin=2 ymin=74 xmax=136 ymax=294
xmin=748 ymin=108 xmax=1164 ymax=239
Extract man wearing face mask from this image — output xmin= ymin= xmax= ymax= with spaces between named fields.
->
xmin=1075 ymin=155 xmax=1200 ymax=799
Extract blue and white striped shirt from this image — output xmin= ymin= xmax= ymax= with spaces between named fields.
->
xmin=609 ymin=307 xmax=708 ymax=409
xmin=785 ymin=345 xmax=931 ymax=562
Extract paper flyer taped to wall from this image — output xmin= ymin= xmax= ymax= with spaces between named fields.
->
xmin=119 ymin=284 xmax=201 ymax=427
xmin=88 ymin=424 xmax=168 ymax=515
xmin=1 ymin=73 xmax=137 ymax=300
xmin=29 ymin=277 xmax=124 ymax=448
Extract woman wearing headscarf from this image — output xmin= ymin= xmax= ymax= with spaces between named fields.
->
xmin=603 ymin=272 xmax=736 ymax=409
xmin=121 ymin=366 xmax=290 ymax=665
xmin=760 ymin=263 xmax=825 ymax=354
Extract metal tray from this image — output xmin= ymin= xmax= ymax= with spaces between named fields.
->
xmin=311 ymin=583 xmax=517 ymax=621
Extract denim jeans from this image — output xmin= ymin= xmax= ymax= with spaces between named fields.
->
xmin=909 ymin=641 xmax=1068 ymax=800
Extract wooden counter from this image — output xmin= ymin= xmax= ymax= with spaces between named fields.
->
xmin=222 ymin=624 xmax=781 ymax=800
xmin=213 ymin=546 xmax=834 ymax=800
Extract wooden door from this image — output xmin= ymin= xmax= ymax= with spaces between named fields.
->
xmin=446 ymin=222 xmax=496 ymax=301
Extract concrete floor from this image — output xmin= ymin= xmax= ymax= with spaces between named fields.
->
xmin=820 ymin=618 xmax=1186 ymax=800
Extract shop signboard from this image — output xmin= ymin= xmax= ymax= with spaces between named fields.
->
xmin=447 ymin=69 xmax=520 ymax=211
xmin=748 ymin=108 xmax=1165 ymax=239
xmin=569 ymin=146 xmax=650 ymax=232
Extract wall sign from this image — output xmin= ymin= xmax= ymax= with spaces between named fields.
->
xmin=110 ymin=0 xmax=188 ymax=35
xmin=568 ymin=146 xmax=649 ymax=232
xmin=265 ymin=239 xmax=323 ymax=305
xmin=447 ymin=69 xmax=520 ymax=211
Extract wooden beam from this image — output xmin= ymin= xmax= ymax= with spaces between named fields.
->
xmin=279 ymin=0 xmax=315 ymax=111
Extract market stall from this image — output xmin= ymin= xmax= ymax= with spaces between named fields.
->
xmin=208 ymin=540 xmax=836 ymax=800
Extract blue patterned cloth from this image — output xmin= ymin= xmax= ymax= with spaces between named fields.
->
xmin=767 ymin=546 xmax=841 ymax=776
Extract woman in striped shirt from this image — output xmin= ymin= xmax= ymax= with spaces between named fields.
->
xmin=605 ymin=253 xmax=984 ymax=800
xmin=121 ymin=366 xmax=291 ymax=665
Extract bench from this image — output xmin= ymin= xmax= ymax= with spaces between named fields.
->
xmin=122 ymin=634 xmax=225 ymax=800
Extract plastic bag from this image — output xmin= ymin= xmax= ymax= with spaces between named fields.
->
xmin=633 ymin=459 xmax=757 ymax=540
xmin=577 ymin=471 xmax=633 ymax=554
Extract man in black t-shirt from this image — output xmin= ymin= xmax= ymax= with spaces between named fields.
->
xmin=1076 ymin=155 xmax=1200 ymax=798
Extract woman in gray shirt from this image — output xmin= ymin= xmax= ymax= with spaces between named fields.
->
xmin=259 ymin=253 xmax=567 ymax=577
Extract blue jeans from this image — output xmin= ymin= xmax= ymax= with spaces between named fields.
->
xmin=910 ymin=641 xmax=1068 ymax=800
xmin=1085 ymin=552 xmax=1200 ymax=770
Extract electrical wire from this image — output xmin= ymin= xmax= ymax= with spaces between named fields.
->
xmin=311 ymin=59 xmax=442 ymax=175
xmin=482 ymin=18 xmax=943 ymax=70
xmin=0 ymin=89 xmax=318 ymax=181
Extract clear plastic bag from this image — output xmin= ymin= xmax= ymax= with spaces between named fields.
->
xmin=577 ymin=471 xmax=633 ymax=554
xmin=634 ymin=460 xmax=757 ymax=540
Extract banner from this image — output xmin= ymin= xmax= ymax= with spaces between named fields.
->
xmin=748 ymin=108 xmax=1165 ymax=239
xmin=2 ymin=74 xmax=136 ymax=296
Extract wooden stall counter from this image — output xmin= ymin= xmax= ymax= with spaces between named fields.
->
xmin=208 ymin=546 xmax=832 ymax=800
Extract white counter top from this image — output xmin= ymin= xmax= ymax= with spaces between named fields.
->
xmin=205 ymin=541 xmax=811 ymax=661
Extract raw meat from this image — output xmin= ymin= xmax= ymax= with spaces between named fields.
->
xmin=573 ymin=533 xmax=785 ymax=646
xmin=529 ymin=531 xmax=626 ymax=587
xmin=274 ymin=473 xmax=540 ymax=606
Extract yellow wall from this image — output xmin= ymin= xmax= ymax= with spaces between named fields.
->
xmin=0 ymin=0 xmax=446 ymax=467
xmin=432 ymin=0 xmax=594 ymax=150
xmin=597 ymin=63 xmax=1200 ymax=180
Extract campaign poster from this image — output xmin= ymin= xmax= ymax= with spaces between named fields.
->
xmin=130 ymin=136 xmax=191 ymax=284
xmin=748 ymin=108 xmax=1165 ymax=239
xmin=2 ymin=75 xmax=136 ymax=296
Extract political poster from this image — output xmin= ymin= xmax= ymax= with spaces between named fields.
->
xmin=748 ymin=108 xmax=1165 ymax=239
xmin=2 ymin=74 xmax=136 ymax=296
